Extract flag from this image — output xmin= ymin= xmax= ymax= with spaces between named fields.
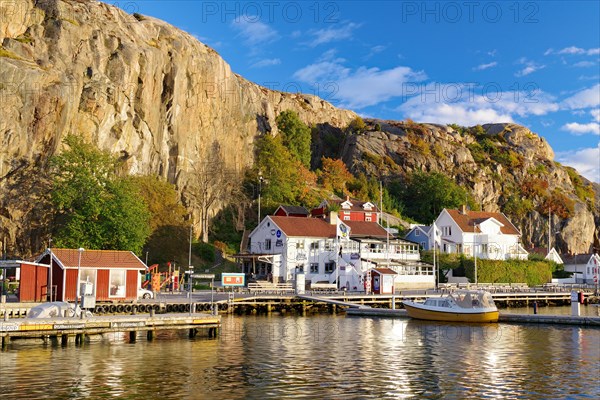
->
xmin=337 ymin=221 xmax=350 ymax=242
xmin=431 ymin=222 xmax=441 ymax=247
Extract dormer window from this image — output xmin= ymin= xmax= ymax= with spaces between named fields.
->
xmin=363 ymin=202 xmax=374 ymax=211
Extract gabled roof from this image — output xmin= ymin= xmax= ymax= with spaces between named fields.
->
xmin=561 ymin=253 xmax=599 ymax=265
xmin=269 ymin=216 xmax=336 ymax=238
xmin=315 ymin=198 xmax=380 ymax=214
xmin=42 ymin=249 xmax=146 ymax=270
xmin=445 ymin=209 xmax=521 ymax=235
xmin=274 ymin=205 xmax=310 ymax=216
xmin=345 ymin=221 xmax=389 ymax=238
xmin=372 ymin=268 xmax=398 ymax=275
xmin=406 ymin=225 xmax=430 ymax=236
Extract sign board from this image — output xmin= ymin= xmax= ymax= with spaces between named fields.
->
xmin=222 ymin=273 xmax=245 ymax=286
xmin=111 ymin=321 xmax=145 ymax=328
xmin=54 ymin=323 xmax=85 ymax=330
xmin=0 ymin=323 xmax=19 ymax=332
xmin=191 ymin=274 xmax=215 ymax=279
xmin=276 ymin=229 xmax=282 ymax=238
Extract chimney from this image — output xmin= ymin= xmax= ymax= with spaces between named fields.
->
xmin=329 ymin=211 xmax=338 ymax=225
xmin=460 ymin=204 xmax=467 ymax=215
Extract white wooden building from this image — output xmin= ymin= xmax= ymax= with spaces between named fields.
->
xmin=431 ymin=206 xmax=528 ymax=260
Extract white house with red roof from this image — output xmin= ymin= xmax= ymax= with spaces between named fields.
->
xmin=432 ymin=206 xmax=528 ymax=260
xmin=239 ymin=211 xmax=432 ymax=291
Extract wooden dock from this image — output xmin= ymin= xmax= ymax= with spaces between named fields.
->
xmin=0 ymin=312 xmax=221 ymax=349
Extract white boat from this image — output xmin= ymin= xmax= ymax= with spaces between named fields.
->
xmin=402 ymin=290 xmax=499 ymax=323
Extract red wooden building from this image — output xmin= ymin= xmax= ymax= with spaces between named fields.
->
xmin=273 ymin=205 xmax=310 ymax=217
xmin=18 ymin=249 xmax=146 ymax=302
xmin=312 ymin=197 xmax=379 ymax=223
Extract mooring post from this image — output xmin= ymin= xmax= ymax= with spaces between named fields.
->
xmin=129 ymin=331 xmax=136 ymax=342
xmin=61 ymin=334 xmax=68 ymax=346
xmin=147 ymin=330 xmax=154 ymax=341
xmin=1 ymin=336 xmax=9 ymax=350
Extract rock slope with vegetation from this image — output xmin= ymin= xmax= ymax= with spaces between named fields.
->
xmin=0 ymin=0 xmax=597 ymax=258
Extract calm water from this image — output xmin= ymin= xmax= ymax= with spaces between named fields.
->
xmin=1 ymin=314 xmax=599 ymax=399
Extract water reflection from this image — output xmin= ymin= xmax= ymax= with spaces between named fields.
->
xmin=1 ymin=315 xmax=598 ymax=399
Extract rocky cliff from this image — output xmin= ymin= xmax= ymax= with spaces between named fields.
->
xmin=0 ymin=0 xmax=597 ymax=257
xmin=0 ymin=0 xmax=356 ymax=255
xmin=337 ymin=120 xmax=599 ymax=254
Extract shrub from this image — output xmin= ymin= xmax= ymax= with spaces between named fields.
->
xmin=538 ymin=189 xmax=575 ymax=219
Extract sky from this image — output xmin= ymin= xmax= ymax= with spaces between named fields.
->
xmin=118 ymin=1 xmax=599 ymax=182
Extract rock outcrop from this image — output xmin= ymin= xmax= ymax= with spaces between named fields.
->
xmin=0 ymin=0 xmax=356 ymax=255
xmin=337 ymin=120 xmax=599 ymax=254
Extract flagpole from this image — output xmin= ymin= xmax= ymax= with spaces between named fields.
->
xmin=433 ymin=221 xmax=437 ymax=291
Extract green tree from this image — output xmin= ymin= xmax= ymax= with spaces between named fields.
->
xmin=50 ymin=135 xmax=151 ymax=253
xmin=348 ymin=116 xmax=366 ymax=133
xmin=276 ymin=110 xmax=312 ymax=168
xmin=319 ymin=157 xmax=353 ymax=196
xmin=391 ymin=171 xmax=473 ymax=223
xmin=254 ymin=134 xmax=316 ymax=208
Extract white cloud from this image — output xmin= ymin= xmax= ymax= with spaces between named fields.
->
xmin=399 ymin=101 xmax=514 ymax=126
xmin=487 ymin=49 xmax=498 ymax=57
xmin=578 ymin=75 xmax=600 ymax=81
xmin=573 ymin=61 xmax=596 ymax=68
xmin=398 ymin=88 xmax=558 ymax=126
xmin=305 ymin=22 xmax=361 ymax=47
xmin=364 ymin=45 xmax=386 ymax=60
xmin=561 ymin=122 xmax=600 ymax=135
xmin=231 ymin=18 xmax=278 ymax=46
xmin=545 ymin=46 xmax=600 ymax=56
xmin=558 ymin=46 xmax=586 ymax=55
xmin=473 ymin=61 xmax=498 ymax=71
xmin=250 ymin=58 xmax=281 ymax=68
xmin=293 ymin=56 xmax=426 ymax=109
xmin=515 ymin=58 xmax=545 ymax=77
xmin=556 ymin=144 xmax=600 ymax=183
xmin=562 ymin=84 xmax=600 ymax=109
xmin=591 ymin=109 xmax=600 ymax=122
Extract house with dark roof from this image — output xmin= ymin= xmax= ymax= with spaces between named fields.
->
xmin=405 ymin=225 xmax=432 ymax=250
xmin=432 ymin=205 xmax=528 ymax=260
xmin=273 ymin=205 xmax=310 ymax=217
xmin=18 ymin=249 xmax=147 ymax=302
xmin=561 ymin=253 xmax=600 ymax=284
xmin=238 ymin=211 xmax=432 ymax=291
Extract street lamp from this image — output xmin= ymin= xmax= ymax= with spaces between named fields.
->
xmin=75 ymin=248 xmax=84 ymax=312
xmin=258 ymin=172 xmax=264 ymax=223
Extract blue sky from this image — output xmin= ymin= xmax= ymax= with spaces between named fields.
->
xmin=122 ymin=1 xmax=599 ymax=181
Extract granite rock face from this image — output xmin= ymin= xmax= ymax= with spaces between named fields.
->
xmin=0 ymin=0 xmax=355 ymax=255
xmin=339 ymin=120 xmax=599 ymax=255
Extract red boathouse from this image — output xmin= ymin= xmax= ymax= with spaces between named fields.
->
xmin=18 ymin=249 xmax=147 ymax=302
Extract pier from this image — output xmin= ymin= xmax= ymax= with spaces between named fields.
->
xmin=0 ymin=312 xmax=221 ymax=349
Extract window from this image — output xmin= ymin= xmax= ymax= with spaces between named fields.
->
xmin=265 ymin=239 xmax=271 ymax=250
xmin=310 ymin=241 xmax=319 ymax=250
xmin=296 ymin=264 xmax=304 ymax=273
xmin=109 ymin=270 xmax=126 ymax=298
xmin=420 ymin=241 xmax=426 ymax=248
xmin=442 ymin=226 xmax=452 ymax=236
xmin=80 ymin=269 xmax=97 ymax=296
xmin=365 ymin=216 xmax=372 ymax=222
xmin=296 ymin=240 xmax=305 ymax=249
xmin=481 ymin=244 xmax=488 ymax=254
xmin=343 ymin=215 xmax=350 ymax=221
xmin=325 ymin=241 xmax=333 ymax=251
xmin=415 ymin=230 xmax=420 ymax=236
xmin=325 ymin=262 xmax=335 ymax=273
xmin=310 ymin=263 xmax=319 ymax=273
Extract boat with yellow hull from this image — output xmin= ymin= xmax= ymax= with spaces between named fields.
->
xmin=402 ymin=290 xmax=499 ymax=323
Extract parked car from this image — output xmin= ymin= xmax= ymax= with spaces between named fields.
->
xmin=27 ymin=302 xmax=93 ymax=319
xmin=138 ymin=288 xmax=154 ymax=299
